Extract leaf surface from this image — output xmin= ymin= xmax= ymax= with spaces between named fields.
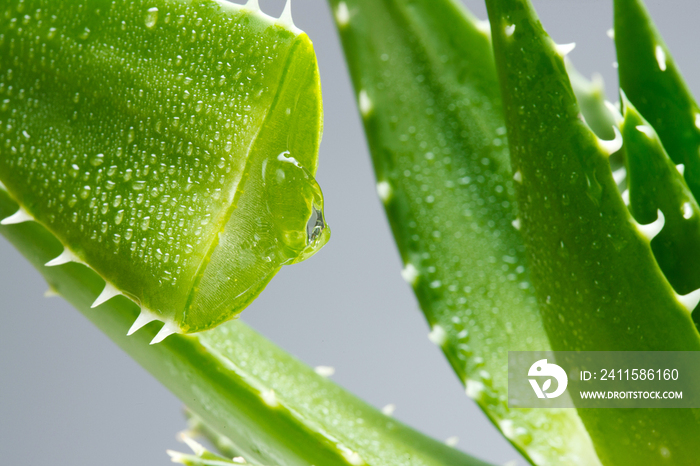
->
xmin=485 ymin=0 xmax=700 ymax=463
xmin=328 ymin=0 xmax=601 ymax=464
xmin=0 ymin=188 xmax=493 ymax=466
xmin=614 ymin=0 xmax=700 ymax=200
xmin=621 ymin=96 xmax=700 ymax=298
xmin=0 ymin=0 xmax=329 ymax=337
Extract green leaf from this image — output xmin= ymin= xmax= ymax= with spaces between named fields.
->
xmin=485 ymin=0 xmax=700 ymax=464
xmin=614 ymin=0 xmax=700 ymax=200
xmin=0 ymin=188 xmax=493 ymax=466
xmin=0 ymin=0 xmax=329 ymax=338
xmin=328 ymin=0 xmax=600 ymax=464
xmin=620 ymin=95 xmax=700 ymax=299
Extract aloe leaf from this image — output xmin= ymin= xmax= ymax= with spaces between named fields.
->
xmin=486 ymin=0 xmax=700 ymax=463
xmin=0 ymin=0 xmax=329 ymax=340
xmin=614 ymin=0 xmax=700 ymax=200
xmin=0 ymin=188 xmax=493 ymax=466
xmin=620 ymin=95 xmax=700 ymax=301
xmin=328 ymin=0 xmax=600 ymax=464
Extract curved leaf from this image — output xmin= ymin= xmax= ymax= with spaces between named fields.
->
xmin=0 ymin=0 xmax=329 ymax=338
xmin=0 ymin=188 xmax=493 ymax=466
xmin=328 ymin=0 xmax=601 ymax=464
xmin=614 ymin=0 xmax=700 ymax=199
xmin=621 ymin=95 xmax=700 ymax=299
xmin=486 ymin=0 xmax=700 ymax=464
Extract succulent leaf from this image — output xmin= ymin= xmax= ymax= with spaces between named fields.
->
xmin=621 ymin=95 xmax=700 ymax=301
xmin=485 ymin=0 xmax=700 ymax=463
xmin=328 ymin=0 xmax=601 ymax=464
xmin=614 ymin=0 xmax=700 ymax=200
xmin=0 ymin=0 xmax=329 ymax=337
xmin=0 ymin=187 xmax=493 ymax=466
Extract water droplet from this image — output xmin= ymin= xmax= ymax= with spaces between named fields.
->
xmin=145 ymin=7 xmax=159 ymax=29
xmin=262 ymin=151 xmax=330 ymax=264
xmin=90 ymin=153 xmax=104 ymax=167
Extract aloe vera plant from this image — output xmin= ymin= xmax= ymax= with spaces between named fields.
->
xmin=4 ymin=0 xmax=700 ymax=465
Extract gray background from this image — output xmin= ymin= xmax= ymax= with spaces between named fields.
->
xmin=1 ymin=1 xmax=699 ymax=465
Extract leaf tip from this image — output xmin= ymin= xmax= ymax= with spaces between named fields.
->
xmin=314 ymin=365 xmax=335 ymax=377
xmin=127 ymin=308 xmax=159 ymax=336
xmin=261 ymin=389 xmax=279 ymax=407
xmin=376 ymin=180 xmax=392 ymax=202
xmin=475 ymin=19 xmax=491 ymax=36
xmin=91 ymin=281 xmax=122 ymax=308
xmin=554 ymin=42 xmax=576 ymax=58
xmin=445 ymin=436 xmax=459 ymax=447
xmin=150 ymin=320 xmax=179 ymax=344
xmin=381 ymin=403 xmax=396 ymax=416
xmin=1 ymin=206 xmax=34 ymax=225
xmin=244 ymin=0 xmax=260 ymax=11
xmin=358 ymin=89 xmax=373 ymax=117
xmin=428 ymin=324 xmax=447 ymax=346
xmin=400 ymin=263 xmax=419 ymax=285
xmin=277 ymin=0 xmax=299 ymax=33
xmin=513 ymin=170 xmax=523 ymax=183
xmin=596 ymin=126 xmax=623 ymax=156
xmin=44 ymin=286 xmax=60 ymax=298
xmin=677 ymin=289 xmax=700 ymax=312
xmin=334 ymin=1 xmax=350 ymax=27
xmin=655 ymin=44 xmax=667 ymax=71
xmin=504 ymin=23 xmax=516 ymax=38
xmin=633 ymin=209 xmax=665 ymax=241
xmin=465 ymin=379 xmax=485 ymax=400
xmin=45 ymin=248 xmax=83 ymax=267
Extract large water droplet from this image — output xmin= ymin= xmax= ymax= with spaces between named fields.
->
xmin=263 ymin=151 xmax=330 ymax=264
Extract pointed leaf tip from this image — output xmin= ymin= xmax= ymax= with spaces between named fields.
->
xmin=554 ymin=42 xmax=576 ymax=57
xmin=127 ymin=308 xmax=159 ymax=336
xmin=634 ymin=209 xmax=665 ymax=241
xmin=1 ymin=206 xmax=34 ymax=225
xmin=597 ymin=126 xmax=623 ymax=155
xmin=91 ymin=282 xmax=122 ymax=308
xmin=45 ymin=248 xmax=82 ymax=267
xmin=179 ymin=434 xmax=206 ymax=456
xmin=335 ymin=2 xmax=350 ymax=27
xmin=245 ymin=0 xmax=260 ymax=11
xmin=278 ymin=0 xmax=298 ymax=32
xmin=678 ymin=289 xmax=700 ymax=312
xmin=150 ymin=321 xmax=179 ymax=344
